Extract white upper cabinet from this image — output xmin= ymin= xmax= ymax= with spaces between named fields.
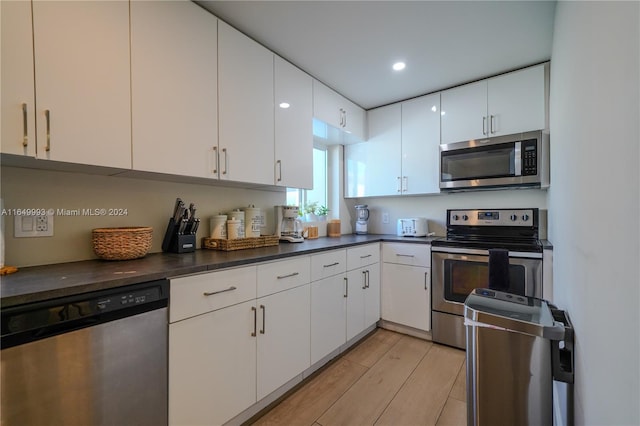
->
xmin=345 ymin=93 xmax=441 ymax=197
xmin=401 ymin=93 xmax=441 ymax=195
xmin=32 ymin=1 xmax=131 ymax=169
xmin=1 ymin=0 xmax=36 ymax=157
xmin=313 ymin=80 xmax=366 ymax=143
xmin=218 ymin=21 xmax=274 ymax=185
xmin=441 ymin=63 xmax=548 ymax=144
xmin=131 ymin=0 xmax=218 ymax=179
xmin=274 ymin=57 xmax=313 ymax=189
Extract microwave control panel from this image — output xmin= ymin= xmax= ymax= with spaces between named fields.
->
xmin=521 ymin=139 xmax=538 ymax=176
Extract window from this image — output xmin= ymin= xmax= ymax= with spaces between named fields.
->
xmin=287 ymin=146 xmax=327 ymax=217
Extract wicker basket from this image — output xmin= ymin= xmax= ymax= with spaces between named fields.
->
xmin=203 ymin=235 xmax=279 ymax=251
xmin=92 ymin=227 xmax=153 ymax=260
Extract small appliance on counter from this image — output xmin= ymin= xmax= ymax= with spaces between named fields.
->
xmin=354 ymin=204 xmax=370 ymax=234
xmin=162 ymin=198 xmax=199 ymax=253
xmin=397 ymin=218 xmax=428 ymax=237
xmin=275 ymin=205 xmax=304 ymax=243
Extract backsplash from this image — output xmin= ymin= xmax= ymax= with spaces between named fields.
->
xmin=1 ymin=167 xmax=286 ymax=267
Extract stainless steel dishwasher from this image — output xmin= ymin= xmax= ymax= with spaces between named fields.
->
xmin=1 ymin=279 xmax=169 ymax=426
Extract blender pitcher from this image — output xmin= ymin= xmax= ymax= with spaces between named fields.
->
xmin=355 ymin=204 xmax=370 ymax=234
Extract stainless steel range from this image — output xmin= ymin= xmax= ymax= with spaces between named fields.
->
xmin=431 ymin=208 xmax=544 ymax=349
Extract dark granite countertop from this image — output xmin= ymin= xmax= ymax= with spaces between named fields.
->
xmin=1 ymin=234 xmax=438 ymax=308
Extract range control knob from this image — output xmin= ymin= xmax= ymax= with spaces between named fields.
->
xmin=452 ymin=214 xmax=459 ymax=221
xmin=462 ymin=214 xmax=469 ymax=221
xmin=522 ymin=214 xmax=530 ymax=221
xmin=510 ymin=214 xmax=518 ymax=221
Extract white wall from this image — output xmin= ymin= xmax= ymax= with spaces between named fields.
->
xmin=549 ymin=2 xmax=639 ymax=424
xmin=2 ymin=167 xmax=286 ymax=266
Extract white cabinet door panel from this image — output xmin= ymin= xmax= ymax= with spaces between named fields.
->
xmin=363 ymin=262 xmax=381 ymax=329
xmin=346 ymin=268 xmax=366 ymax=341
xmin=311 ymin=275 xmax=347 ymax=364
xmin=382 ymin=263 xmax=430 ymax=331
xmin=440 ymin=80 xmax=487 ymax=144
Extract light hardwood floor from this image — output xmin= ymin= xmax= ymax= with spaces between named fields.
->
xmin=251 ymin=328 xmax=467 ymax=426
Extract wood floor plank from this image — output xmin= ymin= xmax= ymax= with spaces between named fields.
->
xmin=449 ymin=359 xmax=467 ymax=402
xmin=252 ymin=358 xmax=367 ymax=426
xmin=317 ymin=335 xmax=431 ymax=426
xmin=436 ymin=398 xmax=467 ymax=426
xmin=342 ymin=328 xmax=402 ymax=368
xmin=375 ymin=345 xmax=465 ymax=426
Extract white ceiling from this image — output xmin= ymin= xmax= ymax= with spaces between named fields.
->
xmin=196 ymin=1 xmax=557 ymax=110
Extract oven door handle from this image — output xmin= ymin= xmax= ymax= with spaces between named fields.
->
xmin=431 ymin=246 xmax=542 ymax=259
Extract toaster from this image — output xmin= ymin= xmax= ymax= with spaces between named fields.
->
xmin=397 ymin=218 xmax=428 ymax=237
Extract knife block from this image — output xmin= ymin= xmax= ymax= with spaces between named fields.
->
xmin=162 ymin=218 xmax=196 ymax=253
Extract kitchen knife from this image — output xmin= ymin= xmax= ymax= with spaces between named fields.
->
xmin=172 ymin=198 xmax=182 ymax=220
xmin=191 ymin=218 xmax=200 ymax=235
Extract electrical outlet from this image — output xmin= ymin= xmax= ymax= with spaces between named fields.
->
xmin=15 ymin=214 xmax=54 ymax=237
xmin=382 ymin=213 xmax=390 ymax=224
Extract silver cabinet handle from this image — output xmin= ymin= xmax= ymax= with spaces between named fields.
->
xmin=45 ymin=109 xmax=51 ymax=152
xmin=22 ymin=103 xmax=28 ymax=147
xmin=203 ymin=286 xmax=236 ymax=296
xmin=260 ymin=304 xmax=266 ymax=334
xmin=365 ymin=270 xmax=370 ymax=289
xmin=361 ymin=270 xmax=367 ymax=289
xmin=251 ymin=306 xmax=257 ymax=337
xmin=222 ymin=148 xmax=228 ymax=175
xmin=360 ymin=254 xmax=372 ymax=259
xmin=424 ymin=272 xmax=428 ymax=291
xmin=402 ymin=176 xmax=408 ymax=192
xmin=212 ymin=146 xmax=218 ymax=175
xmin=397 ymin=176 xmax=402 ymax=193
xmin=323 ymin=262 xmax=340 ymax=268
xmin=482 ymin=116 xmax=487 ymax=135
xmin=344 ymin=277 xmax=348 ymax=298
xmin=276 ymin=159 xmax=282 ymax=182
xmin=396 ymin=254 xmax=415 ymax=258
xmin=277 ymin=272 xmax=299 ymax=279
xmin=490 ymin=115 xmax=496 ymax=134
xmin=343 ymin=109 xmax=347 ymax=128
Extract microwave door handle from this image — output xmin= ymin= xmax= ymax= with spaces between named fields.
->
xmin=514 ymin=141 xmax=522 ymax=176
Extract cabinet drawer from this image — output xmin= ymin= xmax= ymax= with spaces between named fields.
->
xmin=346 ymin=243 xmax=380 ymax=270
xmin=311 ymin=250 xmax=347 ymax=281
xmin=382 ymin=243 xmax=431 ymax=267
xmin=257 ymin=256 xmax=310 ymax=297
xmin=170 ymin=266 xmax=257 ymax=323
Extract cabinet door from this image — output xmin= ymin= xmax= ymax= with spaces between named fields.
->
xmin=343 ymin=98 xmax=367 ymax=142
xmin=346 ymin=267 xmax=367 ymax=341
xmin=311 ymin=275 xmax=347 ymax=364
xmin=218 ymin=21 xmax=274 ymax=185
xmin=440 ymin=80 xmax=487 ymax=144
xmin=382 ymin=263 xmax=430 ymax=331
xmin=131 ymin=0 xmax=218 ymax=178
xmin=488 ymin=64 xmax=546 ymax=136
xmin=345 ymin=104 xmax=401 ymax=198
xmin=32 ymin=1 xmax=131 ymax=169
xmin=312 ymin=80 xmax=343 ymax=130
xmin=169 ymin=300 xmax=257 ymax=426
xmin=274 ymin=57 xmax=313 ymax=188
xmin=401 ymin=93 xmax=441 ymax=195
xmin=257 ymin=284 xmax=311 ymax=400
xmin=363 ymin=262 xmax=381 ymax=329
xmin=1 ymin=0 xmax=36 ymax=157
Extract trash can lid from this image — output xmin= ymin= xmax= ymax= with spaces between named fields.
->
xmin=464 ymin=289 xmax=565 ymax=340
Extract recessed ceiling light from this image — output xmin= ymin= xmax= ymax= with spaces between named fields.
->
xmin=279 ymin=102 xmax=290 ymax=109
xmin=392 ymin=62 xmax=406 ymax=71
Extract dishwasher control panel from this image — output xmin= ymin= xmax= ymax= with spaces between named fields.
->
xmin=97 ymin=286 xmax=162 ymax=312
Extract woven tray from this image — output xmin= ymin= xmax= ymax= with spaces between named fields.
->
xmin=202 ymin=235 xmax=280 ymax=251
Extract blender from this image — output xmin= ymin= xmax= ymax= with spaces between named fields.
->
xmin=275 ymin=206 xmax=304 ymax=243
xmin=355 ymin=204 xmax=370 ymax=234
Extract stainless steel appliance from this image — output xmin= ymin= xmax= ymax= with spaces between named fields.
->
xmin=431 ymin=208 xmax=543 ymax=349
xmin=275 ymin=205 xmax=304 ymax=242
xmin=355 ymin=204 xmax=370 ymax=234
xmin=396 ymin=217 xmax=428 ymax=237
xmin=439 ymin=130 xmax=549 ymax=191
xmin=465 ymin=288 xmax=574 ymax=426
xmin=1 ymin=280 xmax=169 ymax=426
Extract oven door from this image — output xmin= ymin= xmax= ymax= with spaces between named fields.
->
xmin=431 ymin=247 xmax=542 ymax=316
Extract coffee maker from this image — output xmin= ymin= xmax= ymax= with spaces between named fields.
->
xmin=355 ymin=204 xmax=370 ymax=234
xmin=275 ymin=206 xmax=304 ymax=243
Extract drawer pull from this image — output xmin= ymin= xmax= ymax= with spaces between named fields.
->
xmin=396 ymin=254 xmax=415 ymax=258
xmin=277 ymin=272 xmax=299 ymax=279
xmin=360 ymin=254 xmax=372 ymax=259
xmin=260 ymin=304 xmax=266 ymax=334
xmin=251 ymin=306 xmax=257 ymax=337
xmin=323 ymin=262 xmax=340 ymax=268
xmin=344 ymin=277 xmax=348 ymax=298
xmin=203 ymin=286 xmax=237 ymax=296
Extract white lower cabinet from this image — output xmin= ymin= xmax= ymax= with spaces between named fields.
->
xmin=311 ymin=274 xmax=347 ymax=365
xmin=346 ymin=262 xmax=380 ymax=341
xmin=381 ymin=243 xmax=431 ymax=332
xmin=257 ymin=284 xmax=311 ymax=400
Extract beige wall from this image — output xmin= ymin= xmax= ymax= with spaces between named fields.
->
xmin=1 ymin=166 xmax=286 ymax=267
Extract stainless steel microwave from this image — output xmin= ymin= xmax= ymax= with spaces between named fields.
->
xmin=439 ymin=130 xmax=549 ymax=191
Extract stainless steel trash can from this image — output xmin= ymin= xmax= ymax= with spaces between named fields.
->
xmin=464 ymin=288 xmax=574 ymax=426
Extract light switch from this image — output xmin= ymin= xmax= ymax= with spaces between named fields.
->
xmin=21 ymin=216 xmax=34 ymax=232
xmin=15 ymin=214 xmax=54 ymax=237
